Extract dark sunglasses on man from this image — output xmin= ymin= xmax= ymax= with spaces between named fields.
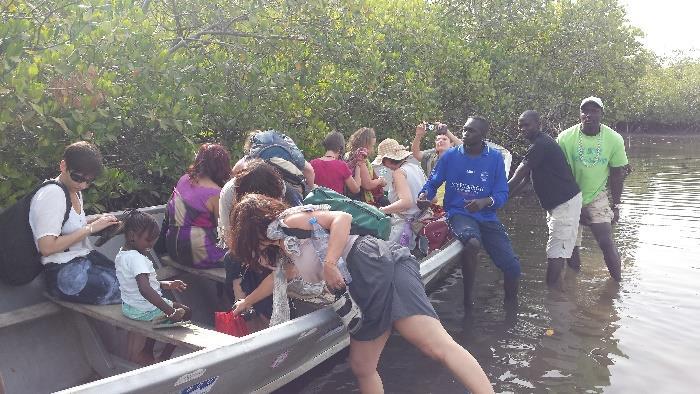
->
xmin=69 ymin=170 xmax=96 ymax=184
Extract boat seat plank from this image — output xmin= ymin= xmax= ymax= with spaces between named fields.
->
xmin=48 ymin=298 xmax=238 ymax=351
xmin=0 ymin=267 xmax=177 ymax=331
xmin=0 ymin=301 xmax=62 ymax=329
xmin=158 ymin=255 xmax=226 ymax=283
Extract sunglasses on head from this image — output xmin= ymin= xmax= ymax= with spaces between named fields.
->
xmin=69 ymin=170 xmax=95 ymax=184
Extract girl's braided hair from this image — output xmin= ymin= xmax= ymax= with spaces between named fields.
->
xmin=123 ymin=209 xmax=159 ymax=240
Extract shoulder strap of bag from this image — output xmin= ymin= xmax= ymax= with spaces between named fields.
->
xmin=38 ymin=180 xmax=71 ymax=226
xmin=281 ymin=227 xmax=313 ymax=239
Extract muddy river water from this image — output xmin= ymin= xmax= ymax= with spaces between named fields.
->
xmin=281 ymin=134 xmax=700 ymax=394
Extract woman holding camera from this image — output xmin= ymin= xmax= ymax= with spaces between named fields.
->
xmin=411 ymin=123 xmax=462 ymax=205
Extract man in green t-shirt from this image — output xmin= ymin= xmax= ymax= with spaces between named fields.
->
xmin=557 ymin=97 xmax=628 ymax=281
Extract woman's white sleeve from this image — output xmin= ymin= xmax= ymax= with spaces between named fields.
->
xmin=29 ymin=184 xmax=69 ymax=243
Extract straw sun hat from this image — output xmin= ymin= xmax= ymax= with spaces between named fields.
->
xmin=372 ymin=138 xmax=412 ymax=165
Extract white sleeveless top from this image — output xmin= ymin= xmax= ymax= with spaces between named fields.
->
xmin=280 ymin=219 xmax=358 ymax=284
xmin=388 ymin=162 xmax=426 ymax=218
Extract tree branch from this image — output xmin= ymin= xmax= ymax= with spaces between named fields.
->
xmin=170 ymin=0 xmax=183 ymax=38
xmin=198 ymin=30 xmax=306 ymax=41
xmin=167 ymin=14 xmax=248 ymax=54
xmin=23 ymin=39 xmax=73 ymax=51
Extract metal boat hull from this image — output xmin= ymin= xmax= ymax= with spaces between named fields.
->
xmin=0 ymin=208 xmax=463 ymax=394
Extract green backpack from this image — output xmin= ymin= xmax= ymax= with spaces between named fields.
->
xmin=304 ymin=187 xmax=391 ymax=240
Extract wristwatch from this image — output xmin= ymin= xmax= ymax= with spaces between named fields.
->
xmin=487 ymin=196 xmax=495 ymax=207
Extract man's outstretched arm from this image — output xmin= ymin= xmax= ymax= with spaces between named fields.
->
xmin=507 ymin=161 xmax=532 ymax=198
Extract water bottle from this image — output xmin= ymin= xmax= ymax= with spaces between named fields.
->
xmin=308 ymin=217 xmax=352 ymax=284
xmin=399 ymin=218 xmax=412 ymax=247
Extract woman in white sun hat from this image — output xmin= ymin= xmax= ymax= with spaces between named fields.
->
xmin=373 ymin=138 xmax=427 ymax=250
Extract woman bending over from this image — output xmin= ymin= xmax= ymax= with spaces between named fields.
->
xmin=228 ymin=194 xmax=493 ymax=393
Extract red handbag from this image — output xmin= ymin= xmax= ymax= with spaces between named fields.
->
xmin=417 ymin=216 xmax=454 ymax=255
xmin=214 ymin=311 xmax=250 ymax=337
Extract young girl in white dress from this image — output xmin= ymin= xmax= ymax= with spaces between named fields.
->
xmin=115 ymin=210 xmax=191 ymax=364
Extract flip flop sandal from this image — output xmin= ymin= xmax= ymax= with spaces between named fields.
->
xmin=330 ymin=290 xmax=363 ymax=335
xmin=152 ymin=320 xmax=191 ymax=329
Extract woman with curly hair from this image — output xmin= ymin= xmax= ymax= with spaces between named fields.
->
xmin=165 ymin=143 xmax=231 ymax=268
xmin=345 ymin=127 xmax=388 ymax=206
xmin=228 ymin=194 xmax=493 ymax=394
xmin=218 ymin=159 xmax=286 ymax=324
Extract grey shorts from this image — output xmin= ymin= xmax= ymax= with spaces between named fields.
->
xmin=346 ymin=236 xmax=438 ymax=341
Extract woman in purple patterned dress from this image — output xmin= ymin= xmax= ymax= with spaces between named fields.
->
xmin=165 ymin=143 xmax=231 ymax=268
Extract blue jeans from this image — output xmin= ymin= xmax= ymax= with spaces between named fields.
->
xmin=44 ymin=251 xmax=121 ymax=305
xmin=448 ymin=214 xmax=521 ymax=279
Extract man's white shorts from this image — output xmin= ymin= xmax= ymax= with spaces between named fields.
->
xmin=546 ymin=192 xmax=583 ymax=259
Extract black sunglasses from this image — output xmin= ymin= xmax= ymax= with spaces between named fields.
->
xmin=69 ymin=170 xmax=96 ymax=184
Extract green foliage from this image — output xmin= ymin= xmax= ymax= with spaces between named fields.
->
xmin=1 ymin=0 xmax=697 ymax=211
xmin=436 ymin=0 xmax=654 ymax=156
xmin=626 ymin=56 xmax=700 ymax=131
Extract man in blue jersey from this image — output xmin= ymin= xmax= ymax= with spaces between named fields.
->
xmin=418 ymin=116 xmax=521 ymax=308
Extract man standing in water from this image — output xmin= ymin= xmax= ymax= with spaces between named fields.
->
xmin=508 ymin=110 xmax=582 ymax=289
xmin=418 ymin=116 xmax=521 ymax=309
xmin=557 ymin=97 xmax=628 ymax=281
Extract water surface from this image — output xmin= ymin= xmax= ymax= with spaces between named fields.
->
xmin=282 ymin=134 xmax=700 ymax=393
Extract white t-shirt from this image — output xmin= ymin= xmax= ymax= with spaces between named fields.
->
xmin=217 ymin=177 xmax=237 ymax=248
xmin=29 ymin=182 xmax=92 ymax=265
xmin=115 ymin=249 xmax=162 ymax=311
xmin=388 ymin=162 xmax=426 ymax=217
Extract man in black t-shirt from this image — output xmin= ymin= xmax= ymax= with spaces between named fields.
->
xmin=508 ymin=110 xmax=582 ymax=289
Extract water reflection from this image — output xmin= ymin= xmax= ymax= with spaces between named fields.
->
xmin=283 ymin=135 xmax=700 ymax=394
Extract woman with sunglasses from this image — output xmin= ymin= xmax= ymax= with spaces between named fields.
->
xmin=229 ymin=194 xmax=493 ymax=394
xmin=29 ymin=141 xmax=122 ymax=304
